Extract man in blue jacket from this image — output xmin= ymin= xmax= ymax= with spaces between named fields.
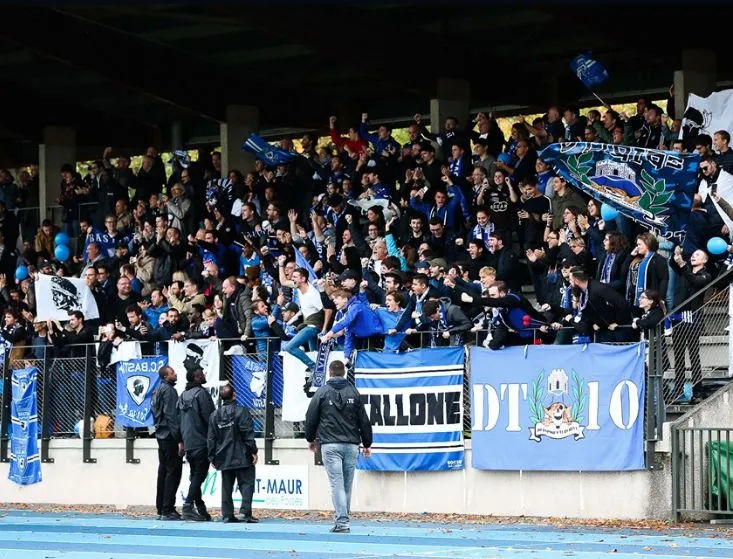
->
xmin=320 ymin=289 xmax=382 ymax=363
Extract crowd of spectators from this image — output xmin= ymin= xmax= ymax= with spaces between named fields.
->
xmin=0 ymin=91 xmax=730 ymax=404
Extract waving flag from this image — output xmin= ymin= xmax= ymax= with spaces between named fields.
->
xmin=570 ymin=53 xmax=609 ymax=89
xmin=540 ymin=142 xmax=700 ymax=236
xmin=242 ymin=133 xmax=299 ymax=166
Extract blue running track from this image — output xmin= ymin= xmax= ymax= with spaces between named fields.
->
xmin=0 ymin=511 xmax=731 ymax=558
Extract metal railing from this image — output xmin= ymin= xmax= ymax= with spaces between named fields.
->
xmin=671 ymin=426 xmax=733 ymax=521
xmin=648 ymin=266 xmax=733 ymax=411
xmin=0 ymin=333 xmax=653 ymax=467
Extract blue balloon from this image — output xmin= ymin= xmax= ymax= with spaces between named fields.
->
xmin=54 ymin=244 xmax=71 ymax=262
xmin=600 ymin=204 xmax=619 ymax=221
xmin=15 ymin=265 xmax=28 ymax=281
xmin=54 ymin=232 xmax=70 ymax=247
xmin=707 ymin=237 xmax=728 ymax=255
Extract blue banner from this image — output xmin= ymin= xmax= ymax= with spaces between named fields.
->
xmin=232 ymin=355 xmax=283 ymax=410
xmin=355 ymin=347 xmax=465 ymax=472
xmin=539 ymin=142 xmax=700 ymax=236
xmin=569 ymin=52 xmax=608 ymax=89
xmin=242 ymin=133 xmax=299 ymax=166
xmin=471 ymin=344 xmax=645 ymax=471
xmin=9 ymin=367 xmax=42 ymax=485
xmin=116 ymin=357 xmax=166 ymax=428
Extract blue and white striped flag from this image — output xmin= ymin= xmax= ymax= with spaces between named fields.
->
xmin=242 ymin=133 xmax=299 ymax=166
xmin=355 ymin=347 xmax=465 ymax=471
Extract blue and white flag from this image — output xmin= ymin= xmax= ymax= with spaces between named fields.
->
xmin=116 ymin=357 xmax=166 ymax=428
xmin=540 ymin=142 xmax=700 ymax=237
xmin=231 ymin=355 xmax=283 ymax=410
xmin=355 ymin=348 xmax=465 ymax=472
xmin=570 ymin=52 xmax=608 ymax=89
xmin=471 ymin=344 xmax=645 ymax=471
xmin=294 ymin=248 xmax=318 ymax=282
xmin=9 ymin=367 xmax=42 ymax=485
xmin=242 ymin=133 xmax=299 ymax=166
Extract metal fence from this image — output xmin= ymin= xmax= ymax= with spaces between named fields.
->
xmin=0 ymin=333 xmax=654 ymax=466
xmin=647 ymin=268 xmax=733 ymax=412
xmin=671 ymin=426 xmax=733 ymax=521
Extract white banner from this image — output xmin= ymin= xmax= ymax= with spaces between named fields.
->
xmin=680 ymin=89 xmax=733 ymax=145
xmin=281 ymin=350 xmax=344 ymax=422
xmin=168 ymin=339 xmax=221 ymax=404
xmin=34 ymin=274 xmax=99 ymax=322
xmin=178 ymin=464 xmax=308 ymax=510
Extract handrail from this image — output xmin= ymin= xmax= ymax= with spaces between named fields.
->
xmin=655 ymin=264 xmax=733 ymax=326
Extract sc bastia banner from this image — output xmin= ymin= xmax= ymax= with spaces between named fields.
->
xmin=470 ymin=344 xmax=645 ymax=471
xmin=539 ymin=142 xmax=699 ymax=237
xmin=9 ymin=368 xmax=42 ymax=485
xmin=680 ymin=89 xmax=733 ymax=150
xmin=169 ymin=339 xmax=221 ymax=403
xmin=231 ymin=354 xmax=283 ymax=410
xmin=34 ymin=274 xmax=100 ymax=322
xmin=355 ymin=347 xmax=465 ymax=472
xmin=116 ymin=357 xmax=166 ymax=428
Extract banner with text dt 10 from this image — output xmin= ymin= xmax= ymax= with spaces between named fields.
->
xmin=470 ymin=344 xmax=645 ymax=471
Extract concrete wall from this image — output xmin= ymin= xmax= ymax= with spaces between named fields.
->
xmin=0 ymin=439 xmax=672 ymax=520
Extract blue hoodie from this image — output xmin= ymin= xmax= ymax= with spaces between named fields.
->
xmin=328 ymin=296 xmax=382 ymax=357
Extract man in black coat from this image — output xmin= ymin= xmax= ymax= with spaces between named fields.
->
xmin=569 ymin=268 xmax=632 ymax=342
xmin=207 ymin=384 xmax=258 ymax=523
xmin=178 ymin=366 xmax=216 ymax=521
xmin=151 ymin=365 xmax=183 ymax=521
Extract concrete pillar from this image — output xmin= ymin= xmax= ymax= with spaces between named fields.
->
xmin=38 ymin=126 xmax=76 ymax=223
xmin=429 ymin=78 xmax=471 ymax=160
xmin=171 ymin=120 xmax=183 ymax=152
xmin=674 ymin=49 xmax=716 ymax=118
xmin=220 ymin=105 xmax=259 ymax=175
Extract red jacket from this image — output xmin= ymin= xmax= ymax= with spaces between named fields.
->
xmin=330 ymin=128 xmax=367 ymax=154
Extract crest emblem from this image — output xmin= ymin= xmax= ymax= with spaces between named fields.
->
xmin=528 ymin=369 xmax=587 ymax=442
xmin=126 ymin=375 xmax=150 ymax=406
xmin=249 ymin=370 xmax=266 ymax=398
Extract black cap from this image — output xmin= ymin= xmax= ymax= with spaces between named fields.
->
xmin=338 ymin=269 xmax=359 ymax=282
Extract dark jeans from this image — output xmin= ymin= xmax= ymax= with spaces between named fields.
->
xmin=238 ymin=465 xmax=256 ymax=516
xmin=184 ymin=448 xmax=209 ymax=509
xmin=156 ymin=439 xmax=183 ymax=515
xmin=221 ymin=467 xmax=252 ymax=519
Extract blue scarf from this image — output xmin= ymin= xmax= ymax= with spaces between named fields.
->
xmin=600 ymin=253 xmax=616 ymax=284
xmin=449 ymin=157 xmax=464 ymax=178
xmin=472 ymin=223 xmax=494 ymax=252
xmin=634 ymin=252 xmax=654 ymax=305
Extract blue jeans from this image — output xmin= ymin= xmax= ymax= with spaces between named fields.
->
xmin=321 ymin=443 xmax=359 ymax=529
xmin=282 ymin=326 xmax=319 ymax=369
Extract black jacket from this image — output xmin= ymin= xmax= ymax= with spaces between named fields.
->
xmin=670 ymin=261 xmax=712 ymax=311
xmin=151 ymin=379 xmax=181 ymax=442
xmin=595 ymin=250 xmax=630 ymax=294
xmin=584 ymin=279 xmax=632 ymax=330
xmin=179 ymin=383 xmax=216 ymax=451
xmin=487 ymin=247 xmax=520 ymax=290
xmin=207 ymin=400 xmax=258 ymax=470
xmin=305 ymin=377 xmax=372 ymax=447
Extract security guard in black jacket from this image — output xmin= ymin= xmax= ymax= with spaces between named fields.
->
xmin=207 ymin=384 xmax=258 ymax=523
xmin=178 ymin=366 xmax=216 ymax=521
xmin=151 ymin=365 xmax=183 ymax=521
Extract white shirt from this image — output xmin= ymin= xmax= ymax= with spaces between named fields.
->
xmin=298 ymin=283 xmax=323 ymax=320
